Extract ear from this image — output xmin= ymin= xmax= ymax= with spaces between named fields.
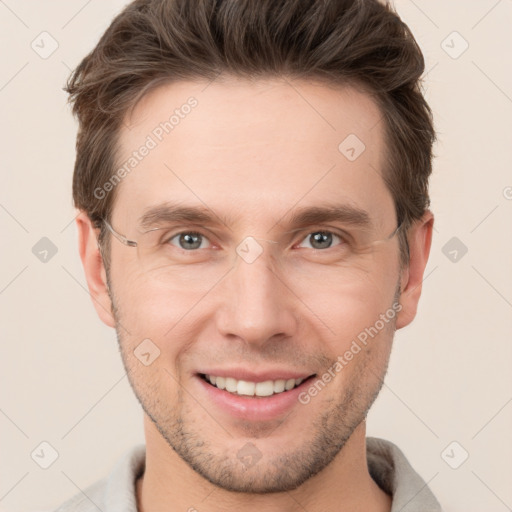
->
xmin=395 ymin=210 xmax=434 ymax=330
xmin=75 ymin=211 xmax=116 ymax=328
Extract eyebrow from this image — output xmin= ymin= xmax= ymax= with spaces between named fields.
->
xmin=284 ymin=204 xmax=373 ymax=232
xmin=138 ymin=202 xmax=373 ymax=233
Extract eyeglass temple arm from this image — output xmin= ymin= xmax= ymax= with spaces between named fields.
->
xmin=388 ymin=220 xmax=403 ymax=239
xmin=102 ymin=219 xmax=138 ymax=247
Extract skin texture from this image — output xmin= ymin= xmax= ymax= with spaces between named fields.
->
xmin=77 ymin=77 xmax=433 ymax=512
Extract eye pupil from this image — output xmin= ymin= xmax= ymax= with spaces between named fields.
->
xmin=180 ymin=233 xmax=202 ymax=250
xmin=310 ymin=232 xmax=332 ymax=249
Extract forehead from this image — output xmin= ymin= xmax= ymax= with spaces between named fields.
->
xmin=113 ymin=77 xmax=394 ymax=229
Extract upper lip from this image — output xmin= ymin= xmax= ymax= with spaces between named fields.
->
xmin=197 ymin=368 xmax=316 ymax=383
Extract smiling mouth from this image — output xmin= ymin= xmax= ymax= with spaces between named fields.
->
xmin=198 ymin=373 xmax=317 ymax=398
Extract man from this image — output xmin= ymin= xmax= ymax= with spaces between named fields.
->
xmin=57 ymin=0 xmax=442 ymax=510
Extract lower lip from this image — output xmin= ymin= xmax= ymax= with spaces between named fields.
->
xmin=195 ymin=374 xmax=315 ymax=422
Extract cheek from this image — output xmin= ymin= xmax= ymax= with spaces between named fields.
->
xmin=111 ymin=274 xmax=208 ymax=381
xmin=113 ymin=271 xmax=201 ymax=334
xmin=296 ymin=267 xmax=396 ymax=348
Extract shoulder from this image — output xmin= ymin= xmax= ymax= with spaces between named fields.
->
xmin=51 ymin=444 xmax=146 ymax=512
xmin=52 ymin=477 xmax=108 ymax=512
xmin=366 ymin=437 xmax=444 ymax=512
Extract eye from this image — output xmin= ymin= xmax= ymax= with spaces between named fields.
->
xmin=297 ymin=230 xmax=345 ymax=250
xmin=167 ymin=231 xmax=211 ymax=251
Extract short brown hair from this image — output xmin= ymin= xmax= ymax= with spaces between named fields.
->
xmin=65 ymin=0 xmax=435 ymax=268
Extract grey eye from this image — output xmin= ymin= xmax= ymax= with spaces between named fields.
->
xmin=169 ymin=232 xmax=209 ymax=250
xmin=298 ymin=231 xmax=342 ymax=250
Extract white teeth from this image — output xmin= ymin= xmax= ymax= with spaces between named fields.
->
xmin=204 ymin=374 xmax=307 ymax=397
xmin=237 ymin=380 xmax=255 ymax=395
xmin=273 ymin=379 xmax=286 ymax=393
xmin=285 ymin=378 xmax=296 ymax=391
xmin=225 ymin=377 xmax=238 ymax=393
xmin=255 ymin=380 xmax=274 ymax=396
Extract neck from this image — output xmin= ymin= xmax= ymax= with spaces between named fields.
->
xmin=136 ymin=416 xmax=391 ymax=512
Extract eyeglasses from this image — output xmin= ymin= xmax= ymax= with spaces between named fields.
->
xmin=100 ymin=217 xmax=402 ymax=281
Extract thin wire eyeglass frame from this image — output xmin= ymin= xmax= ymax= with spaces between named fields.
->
xmin=101 ymin=217 xmax=404 ymax=253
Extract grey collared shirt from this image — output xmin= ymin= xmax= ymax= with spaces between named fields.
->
xmin=53 ymin=437 xmax=443 ymax=511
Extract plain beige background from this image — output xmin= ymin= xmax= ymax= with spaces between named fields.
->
xmin=1 ymin=1 xmax=511 ymax=511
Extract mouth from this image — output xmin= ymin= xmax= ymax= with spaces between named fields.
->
xmin=195 ymin=370 xmax=319 ymax=421
xmin=198 ymin=373 xmax=317 ymax=398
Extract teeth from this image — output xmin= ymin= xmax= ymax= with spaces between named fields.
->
xmin=285 ymin=378 xmax=296 ymax=391
xmin=237 ymin=380 xmax=255 ymax=395
xmin=216 ymin=376 xmax=225 ymax=390
xmin=225 ymin=377 xmax=238 ymax=393
xmin=205 ymin=374 xmax=306 ymax=397
xmin=255 ymin=381 xmax=274 ymax=396
xmin=273 ymin=379 xmax=285 ymax=393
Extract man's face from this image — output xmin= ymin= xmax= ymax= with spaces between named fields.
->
xmin=105 ymin=78 xmax=403 ymax=492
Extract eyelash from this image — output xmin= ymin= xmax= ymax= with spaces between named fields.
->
xmin=163 ymin=228 xmax=350 ymax=251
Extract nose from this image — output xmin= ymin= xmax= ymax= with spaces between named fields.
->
xmin=215 ymin=239 xmax=298 ymax=347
